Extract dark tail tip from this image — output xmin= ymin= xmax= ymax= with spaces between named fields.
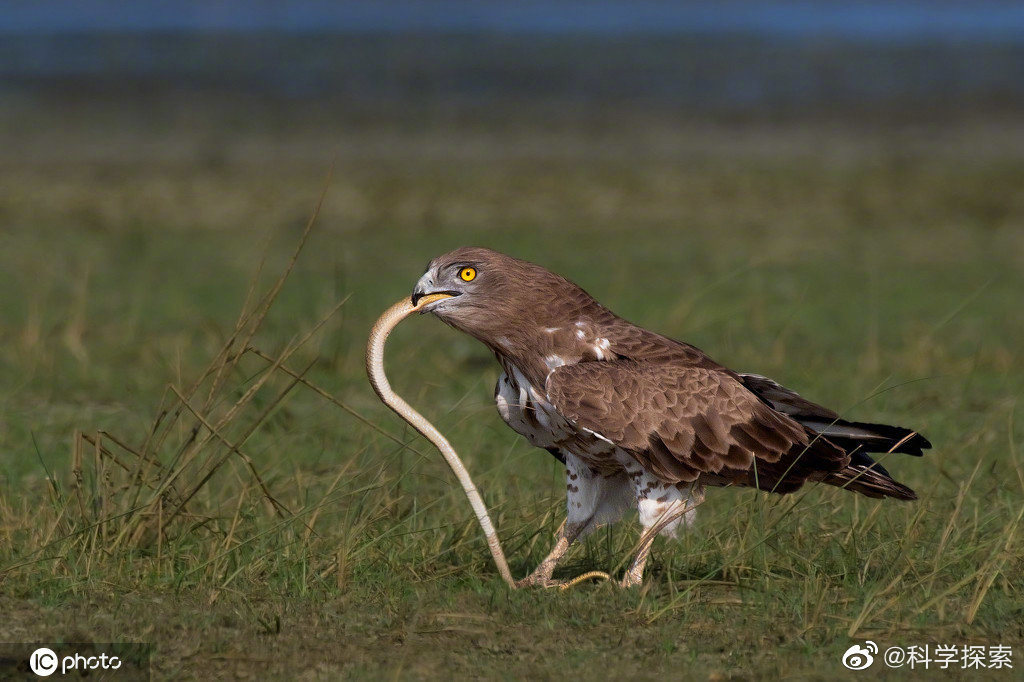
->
xmin=825 ymin=466 xmax=917 ymax=500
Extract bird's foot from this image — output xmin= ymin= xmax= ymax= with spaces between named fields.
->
xmin=619 ymin=569 xmax=644 ymax=589
xmin=516 ymin=565 xmax=557 ymax=585
xmin=514 ymin=574 xmax=561 ymax=589
xmin=515 ymin=561 xmax=558 ymax=588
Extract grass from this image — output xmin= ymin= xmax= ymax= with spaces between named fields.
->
xmin=0 ymin=97 xmax=1022 ymax=680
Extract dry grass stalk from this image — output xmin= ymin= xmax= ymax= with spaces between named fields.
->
xmin=30 ymin=180 xmax=350 ymax=566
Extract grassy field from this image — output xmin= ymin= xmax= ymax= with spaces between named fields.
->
xmin=0 ymin=96 xmax=1022 ymax=680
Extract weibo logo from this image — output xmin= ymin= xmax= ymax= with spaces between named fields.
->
xmin=842 ymin=641 xmax=878 ymax=670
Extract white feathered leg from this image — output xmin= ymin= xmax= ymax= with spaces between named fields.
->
xmin=620 ymin=454 xmax=704 ymax=587
xmin=517 ymin=452 xmax=632 ymax=587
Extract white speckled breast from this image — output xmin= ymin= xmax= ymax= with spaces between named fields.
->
xmin=494 ymin=362 xmax=618 ymax=471
xmin=494 ymin=365 xmax=567 ymax=448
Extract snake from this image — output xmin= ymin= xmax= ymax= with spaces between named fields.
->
xmin=366 ymin=295 xmax=517 ymax=589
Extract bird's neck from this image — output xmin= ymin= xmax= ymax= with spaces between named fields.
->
xmin=478 ymin=305 xmax=622 ymax=388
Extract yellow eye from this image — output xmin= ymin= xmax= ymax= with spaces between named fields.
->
xmin=460 ymin=267 xmax=476 ymax=282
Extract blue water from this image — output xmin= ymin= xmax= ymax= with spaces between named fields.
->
xmin=3 ymin=1 xmax=1024 ymax=42
xmin=3 ymin=2 xmax=1023 ymax=113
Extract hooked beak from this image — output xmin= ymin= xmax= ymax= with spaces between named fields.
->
xmin=411 ymin=270 xmax=460 ymax=310
xmin=411 ymin=289 xmax=458 ymax=310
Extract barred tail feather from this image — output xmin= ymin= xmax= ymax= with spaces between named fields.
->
xmin=823 ymin=465 xmax=917 ymax=501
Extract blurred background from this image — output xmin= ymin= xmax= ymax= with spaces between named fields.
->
xmin=2 ymin=3 xmax=1023 ymax=677
xmin=3 ymin=0 xmax=1023 ymax=487
xmin=3 ymin=0 xmax=1024 ymax=489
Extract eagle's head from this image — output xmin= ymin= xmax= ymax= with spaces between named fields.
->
xmin=411 ymin=247 xmax=574 ymax=344
xmin=412 ymin=246 xmax=506 ymax=320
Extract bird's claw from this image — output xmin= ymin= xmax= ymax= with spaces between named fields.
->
xmin=515 ymin=564 xmax=557 ymax=588
xmin=619 ymin=571 xmax=644 ymax=589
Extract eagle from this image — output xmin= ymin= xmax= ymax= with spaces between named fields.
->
xmin=410 ymin=247 xmax=930 ymax=587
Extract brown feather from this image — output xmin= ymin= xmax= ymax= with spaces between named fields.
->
xmin=420 ymin=247 xmax=924 ymax=500
xmin=546 ymin=361 xmax=849 ymax=492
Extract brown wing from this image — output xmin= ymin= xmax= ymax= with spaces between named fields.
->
xmin=545 ymin=360 xmax=849 ymax=493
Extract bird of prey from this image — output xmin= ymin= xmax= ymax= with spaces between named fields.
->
xmin=410 ymin=247 xmax=930 ymax=587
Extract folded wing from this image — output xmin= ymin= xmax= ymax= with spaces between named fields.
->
xmin=545 ymin=360 xmax=849 ymax=494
